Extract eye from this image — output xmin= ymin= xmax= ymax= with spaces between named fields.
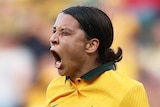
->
xmin=62 ymin=31 xmax=70 ymax=35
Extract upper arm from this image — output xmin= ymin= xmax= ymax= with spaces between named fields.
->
xmin=119 ymin=86 xmax=150 ymax=107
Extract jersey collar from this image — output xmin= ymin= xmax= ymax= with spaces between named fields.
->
xmin=66 ymin=61 xmax=115 ymax=81
xmin=81 ymin=61 xmax=115 ymax=81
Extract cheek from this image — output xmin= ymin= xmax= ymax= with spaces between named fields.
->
xmin=65 ymin=45 xmax=83 ymax=56
xmin=62 ymin=37 xmax=86 ymax=52
xmin=60 ymin=34 xmax=87 ymax=59
xmin=63 ymin=42 xmax=85 ymax=60
xmin=71 ymin=41 xmax=86 ymax=53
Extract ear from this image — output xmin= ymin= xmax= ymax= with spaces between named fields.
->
xmin=85 ymin=38 xmax=99 ymax=54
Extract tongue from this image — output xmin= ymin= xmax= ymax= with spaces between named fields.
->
xmin=55 ymin=60 xmax=62 ymax=69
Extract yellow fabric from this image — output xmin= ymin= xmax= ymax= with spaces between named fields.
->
xmin=46 ymin=70 xmax=150 ymax=107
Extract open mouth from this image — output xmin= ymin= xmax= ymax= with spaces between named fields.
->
xmin=51 ymin=50 xmax=62 ymax=69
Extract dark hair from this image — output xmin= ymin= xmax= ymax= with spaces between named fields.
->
xmin=62 ymin=6 xmax=122 ymax=69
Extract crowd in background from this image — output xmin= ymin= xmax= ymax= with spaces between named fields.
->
xmin=0 ymin=0 xmax=160 ymax=107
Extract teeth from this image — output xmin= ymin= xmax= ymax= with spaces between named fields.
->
xmin=55 ymin=60 xmax=62 ymax=69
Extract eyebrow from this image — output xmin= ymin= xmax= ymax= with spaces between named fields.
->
xmin=53 ymin=26 xmax=74 ymax=33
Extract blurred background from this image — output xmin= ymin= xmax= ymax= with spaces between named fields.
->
xmin=0 ymin=0 xmax=160 ymax=107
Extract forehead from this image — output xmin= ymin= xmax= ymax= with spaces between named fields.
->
xmin=53 ymin=13 xmax=80 ymax=29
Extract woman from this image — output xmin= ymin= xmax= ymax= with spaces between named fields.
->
xmin=46 ymin=6 xmax=150 ymax=107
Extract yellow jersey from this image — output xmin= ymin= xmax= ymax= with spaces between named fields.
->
xmin=46 ymin=62 xmax=150 ymax=107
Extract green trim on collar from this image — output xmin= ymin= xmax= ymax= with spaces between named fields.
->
xmin=81 ymin=62 xmax=114 ymax=81
xmin=65 ymin=62 xmax=114 ymax=82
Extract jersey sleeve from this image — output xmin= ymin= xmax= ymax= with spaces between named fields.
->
xmin=119 ymin=85 xmax=150 ymax=107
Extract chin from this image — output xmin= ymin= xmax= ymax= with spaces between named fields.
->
xmin=58 ymin=69 xmax=66 ymax=76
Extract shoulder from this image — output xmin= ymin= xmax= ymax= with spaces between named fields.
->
xmin=46 ymin=76 xmax=66 ymax=105
xmin=99 ymin=70 xmax=143 ymax=90
xmin=47 ymin=76 xmax=66 ymax=91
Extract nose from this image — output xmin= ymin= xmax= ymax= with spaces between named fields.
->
xmin=50 ymin=33 xmax=59 ymax=46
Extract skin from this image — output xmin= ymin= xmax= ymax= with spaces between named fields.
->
xmin=50 ymin=13 xmax=100 ymax=81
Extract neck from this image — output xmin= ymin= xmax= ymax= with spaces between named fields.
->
xmin=69 ymin=60 xmax=101 ymax=82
